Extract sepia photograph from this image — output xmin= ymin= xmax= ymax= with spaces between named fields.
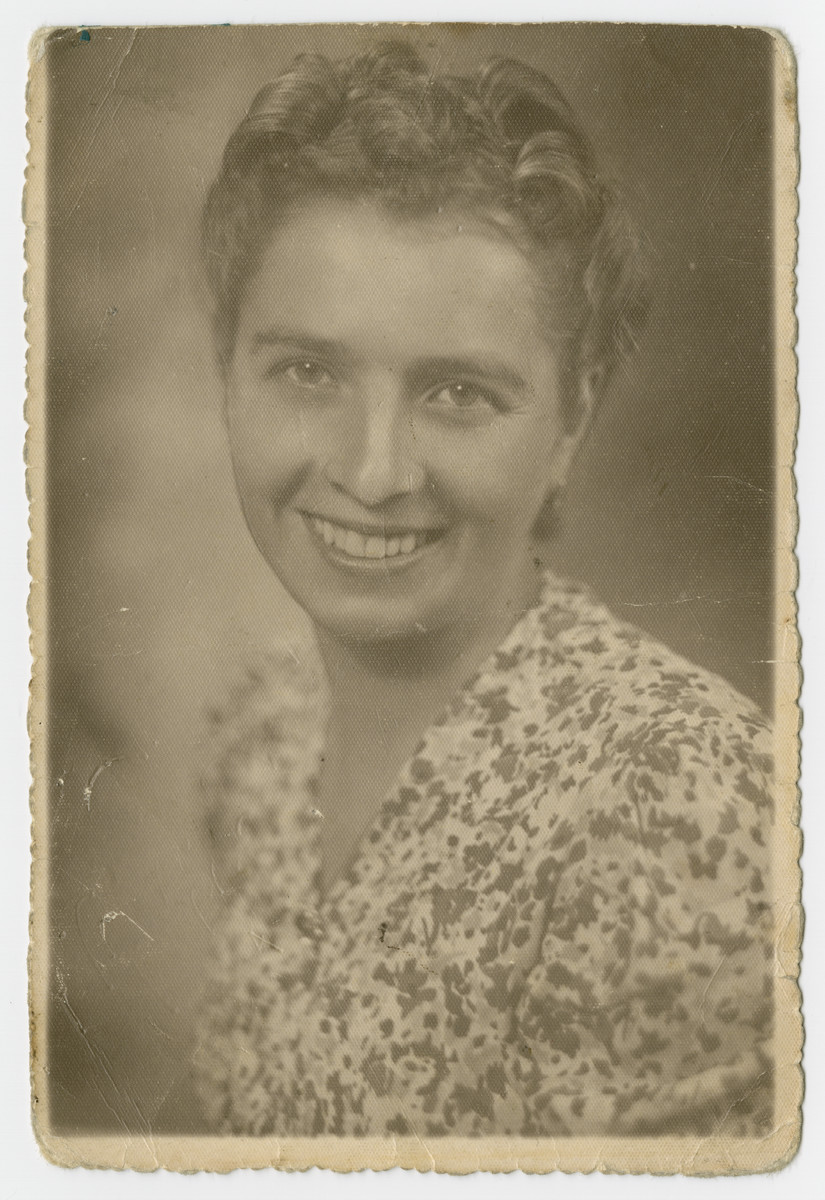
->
xmin=26 ymin=21 xmax=801 ymax=1174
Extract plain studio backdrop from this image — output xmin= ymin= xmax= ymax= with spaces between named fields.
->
xmin=42 ymin=24 xmax=775 ymax=1132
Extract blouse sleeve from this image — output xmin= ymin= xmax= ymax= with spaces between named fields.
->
xmin=512 ymin=710 xmax=775 ymax=1138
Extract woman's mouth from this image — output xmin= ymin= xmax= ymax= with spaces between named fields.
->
xmin=304 ymin=514 xmax=444 ymax=562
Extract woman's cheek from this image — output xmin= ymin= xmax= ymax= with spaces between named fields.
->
xmin=230 ymin=400 xmax=314 ymax=480
xmin=430 ymin=425 xmax=553 ymax=525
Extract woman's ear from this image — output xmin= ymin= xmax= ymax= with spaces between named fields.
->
xmin=564 ymin=360 xmax=605 ymax=437
xmin=220 ymin=354 xmax=237 ymax=432
xmin=552 ymin=360 xmax=605 ymax=484
xmin=534 ymin=364 xmax=606 ymax=540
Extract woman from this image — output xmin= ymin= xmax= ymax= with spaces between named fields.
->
xmin=194 ymin=44 xmax=774 ymax=1138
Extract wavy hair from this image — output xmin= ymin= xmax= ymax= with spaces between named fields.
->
xmin=203 ymin=42 xmax=649 ymax=392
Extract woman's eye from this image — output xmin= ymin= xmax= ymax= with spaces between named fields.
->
xmin=427 ymin=382 xmax=498 ymax=411
xmin=279 ymin=360 xmax=336 ymax=390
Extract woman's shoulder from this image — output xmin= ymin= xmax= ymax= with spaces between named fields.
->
xmin=508 ymin=572 xmax=772 ymax=753
xmin=199 ymin=635 xmax=326 ymax=859
xmin=495 ymin=582 xmax=776 ymax=1137
xmin=203 ymin=635 xmax=324 ymax=753
xmin=465 ymin=572 xmax=774 ymax=837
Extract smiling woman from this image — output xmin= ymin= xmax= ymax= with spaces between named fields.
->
xmin=175 ymin=41 xmax=779 ymax=1142
xmin=226 ymin=200 xmax=580 ymax=651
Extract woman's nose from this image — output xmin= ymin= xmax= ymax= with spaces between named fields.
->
xmin=323 ymin=381 xmax=425 ymax=506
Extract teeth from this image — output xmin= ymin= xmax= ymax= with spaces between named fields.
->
xmin=309 ymin=517 xmax=433 ymax=559
xmin=344 ymin=529 xmax=366 ymax=556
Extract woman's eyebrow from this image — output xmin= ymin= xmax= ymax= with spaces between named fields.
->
xmin=406 ymin=356 xmax=529 ymax=392
xmin=249 ymin=328 xmax=348 ymax=360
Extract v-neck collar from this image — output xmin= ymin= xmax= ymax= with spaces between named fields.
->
xmin=299 ymin=572 xmax=562 ymax=911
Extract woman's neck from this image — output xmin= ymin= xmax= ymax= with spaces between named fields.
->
xmin=311 ymin=563 xmax=542 ymax=894
xmin=316 ymin=561 xmax=541 ymax=735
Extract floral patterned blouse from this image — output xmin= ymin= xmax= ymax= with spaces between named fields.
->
xmin=194 ymin=572 xmax=774 ymax=1138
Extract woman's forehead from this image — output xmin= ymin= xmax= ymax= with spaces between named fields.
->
xmin=238 ymin=197 xmax=570 ymax=355
xmin=261 ymin=196 xmax=539 ymax=288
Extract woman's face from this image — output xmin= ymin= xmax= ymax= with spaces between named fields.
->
xmin=225 ymin=198 xmax=591 ymax=651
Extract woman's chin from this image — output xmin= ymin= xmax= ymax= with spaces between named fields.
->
xmin=302 ymin=585 xmax=454 ymax=651
xmin=300 ymin=571 xmax=473 ymax=657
